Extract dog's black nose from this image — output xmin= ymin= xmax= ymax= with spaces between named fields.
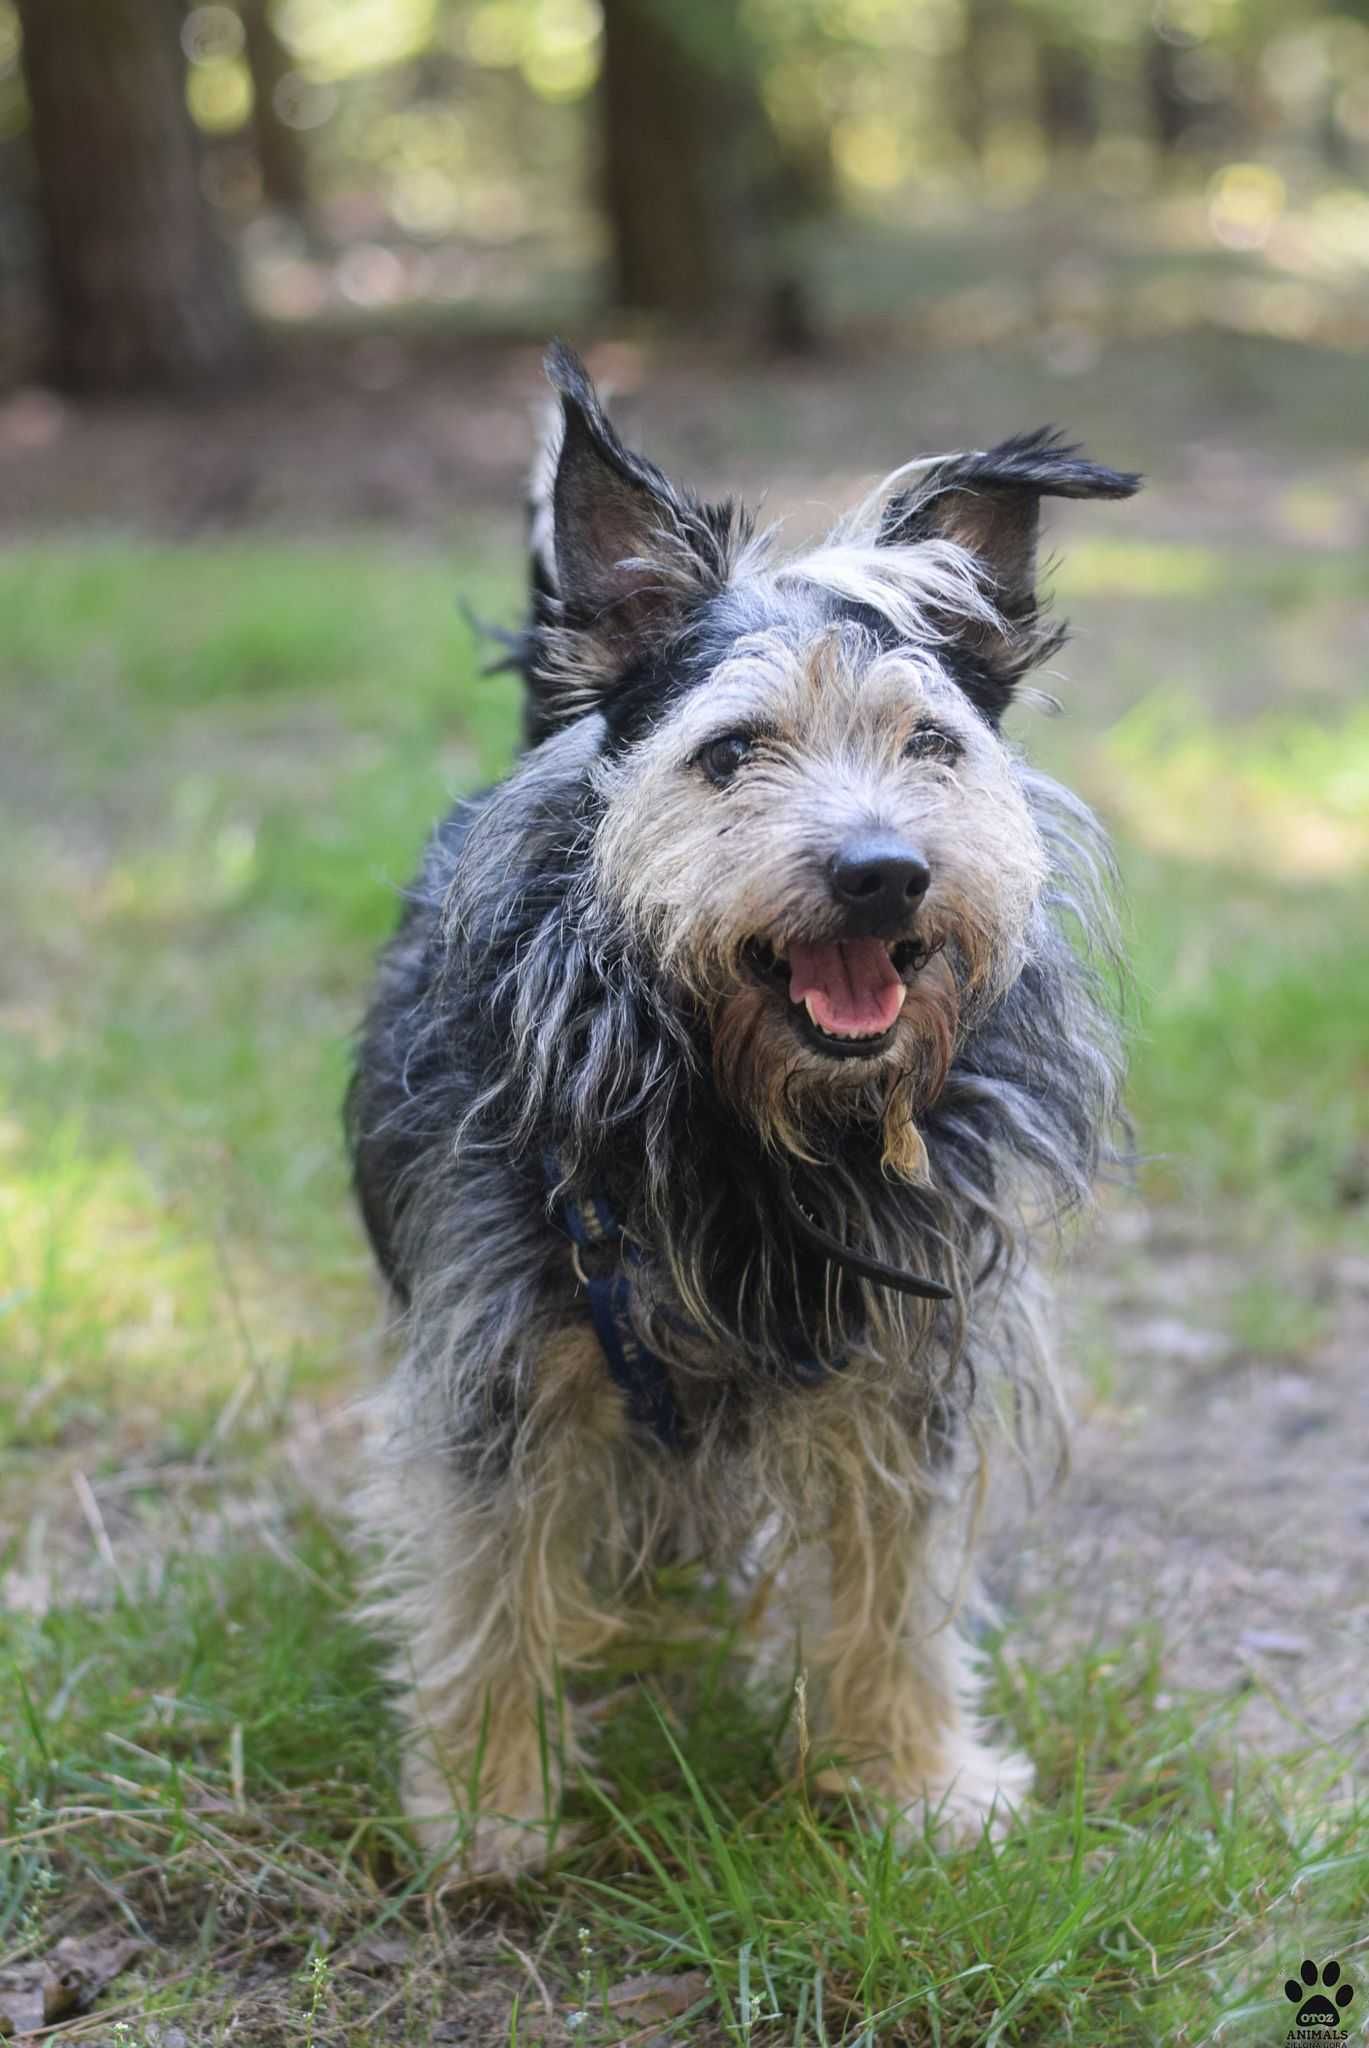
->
xmin=829 ymin=836 xmax=930 ymax=930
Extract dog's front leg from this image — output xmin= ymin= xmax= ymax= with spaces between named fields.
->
xmin=813 ymin=1475 xmax=1030 ymax=1846
xmin=375 ymin=1331 xmax=629 ymax=1877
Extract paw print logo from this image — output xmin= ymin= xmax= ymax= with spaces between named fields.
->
xmin=1286 ymin=1957 xmax=1354 ymax=2033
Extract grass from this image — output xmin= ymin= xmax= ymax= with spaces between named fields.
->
xmin=6 ymin=1599 xmax=1368 ymax=2044
xmin=576 ymin=1647 xmax=1365 ymax=2047
xmin=1 ymin=533 xmax=1366 ymax=2042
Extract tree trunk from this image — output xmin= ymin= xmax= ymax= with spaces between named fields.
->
xmin=599 ymin=0 xmax=762 ymax=321
xmin=1145 ymin=30 xmax=1195 ymax=154
xmin=240 ymin=0 xmax=310 ymax=215
xmin=956 ymin=0 xmax=1000 ymax=165
xmin=1038 ymin=38 xmax=1098 ymax=153
xmin=16 ymin=0 xmax=251 ymax=391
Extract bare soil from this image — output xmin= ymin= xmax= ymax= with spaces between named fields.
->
xmin=994 ymin=1206 xmax=1369 ymax=1766
xmin=5 ymin=327 xmax=1369 ymax=558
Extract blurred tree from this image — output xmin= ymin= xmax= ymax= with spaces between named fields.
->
xmin=956 ymin=0 xmax=1001 ymax=166
xmin=15 ymin=0 xmax=250 ymax=389
xmin=1038 ymin=34 xmax=1098 ymax=153
xmin=599 ymin=0 xmax=773 ymax=320
xmin=1145 ymin=24 xmax=1198 ymax=154
xmin=240 ymin=0 xmax=309 ymax=216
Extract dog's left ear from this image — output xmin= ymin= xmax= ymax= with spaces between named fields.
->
xmin=536 ymin=343 xmax=744 ymax=704
xmin=879 ymin=430 xmax=1140 ymax=702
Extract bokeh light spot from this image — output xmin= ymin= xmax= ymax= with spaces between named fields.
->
xmin=277 ymin=0 xmax=435 ymax=82
xmin=1207 ymin=162 xmax=1285 ymax=252
xmin=466 ymin=1 xmax=523 ymax=67
xmin=272 ymin=71 xmax=337 ymax=132
xmin=336 ymin=243 xmax=406 ymax=307
xmin=182 ymin=3 xmax=245 ymax=65
xmin=391 ymin=166 xmax=462 ymax=236
xmin=832 ymin=116 xmax=904 ymax=195
xmin=522 ymin=39 xmax=597 ymax=100
xmin=186 ymin=56 xmax=253 ymax=135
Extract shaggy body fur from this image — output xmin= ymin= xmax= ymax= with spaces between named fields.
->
xmin=348 ymin=346 xmax=1138 ymax=1873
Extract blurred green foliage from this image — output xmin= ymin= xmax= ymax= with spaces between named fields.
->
xmin=9 ymin=0 xmax=1369 ymax=330
xmin=179 ymin=0 xmax=1369 ymax=216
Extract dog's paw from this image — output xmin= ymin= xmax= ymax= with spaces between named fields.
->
xmin=823 ymin=1738 xmax=1032 ymax=1849
xmin=411 ymin=1804 xmax=575 ymax=1881
xmin=909 ymin=1740 xmax=1033 ymax=1846
xmin=403 ymin=1757 xmax=572 ymax=1881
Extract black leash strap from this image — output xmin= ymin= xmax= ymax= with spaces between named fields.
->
xmin=778 ymin=1168 xmax=953 ymax=1302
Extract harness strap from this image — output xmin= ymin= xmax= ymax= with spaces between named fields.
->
xmin=544 ymin=1153 xmax=685 ymax=1451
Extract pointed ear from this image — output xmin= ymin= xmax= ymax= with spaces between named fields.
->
xmin=879 ymin=430 xmax=1140 ymax=692
xmin=537 ymin=342 xmax=746 ymax=700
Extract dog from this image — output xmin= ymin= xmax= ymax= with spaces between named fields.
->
xmin=347 ymin=344 xmax=1138 ymax=1876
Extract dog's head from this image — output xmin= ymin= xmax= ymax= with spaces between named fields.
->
xmin=525 ymin=345 xmax=1138 ymax=1165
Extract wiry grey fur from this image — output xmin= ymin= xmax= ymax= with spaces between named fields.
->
xmin=346 ymin=345 xmax=1139 ymax=1875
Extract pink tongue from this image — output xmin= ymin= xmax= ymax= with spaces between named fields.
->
xmin=787 ymin=938 xmax=905 ymax=1038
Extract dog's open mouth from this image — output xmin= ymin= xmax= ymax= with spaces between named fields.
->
xmin=745 ymin=935 xmax=928 ymax=1060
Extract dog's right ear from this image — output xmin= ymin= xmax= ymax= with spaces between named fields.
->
xmin=529 ymin=344 xmax=747 ymax=722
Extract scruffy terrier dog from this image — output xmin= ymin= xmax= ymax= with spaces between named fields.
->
xmin=348 ymin=344 xmax=1138 ymax=1875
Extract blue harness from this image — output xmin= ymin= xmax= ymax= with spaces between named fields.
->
xmin=544 ymin=1152 xmax=952 ymax=1453
xmin=544 ymin=1154 xmax=686 ymax=1450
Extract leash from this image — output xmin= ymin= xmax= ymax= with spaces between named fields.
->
xmin=776 ymin=1167 xmax=953 ymax=1303
xmin=543 ymin=1153 xmax=952 ymax=1450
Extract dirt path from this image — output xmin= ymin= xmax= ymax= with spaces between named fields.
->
xmin=993 ymin=1207 xmax=1369 ymax=1762
xmin=5 ymin=331 xmax=1369 ymax=558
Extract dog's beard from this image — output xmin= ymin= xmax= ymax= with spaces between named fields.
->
xmin=711 ymin=951 xmax=961 ymax=1171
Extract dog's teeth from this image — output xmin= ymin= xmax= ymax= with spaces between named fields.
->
xmin=802 ymin=995 xmax=882 ymax=1045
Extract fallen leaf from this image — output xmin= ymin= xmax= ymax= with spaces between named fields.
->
xmin=0 ymin=1934 xmax=143 ymax=2037
xmin=506 ymin=1968 xmax=713 ymax=2046
xmin=51 ymin=1933 xmax=144 ymax=1999
xmin=601 ymin=1968 xmax=711 ymax=2020
xmin=0 ymin=1969 xmax=48 ymax=2039
xmin=344 ymin=1933 xmax=415 ymax=1973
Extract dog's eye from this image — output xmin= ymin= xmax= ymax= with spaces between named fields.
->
xmin=904 ymin=724 xmax=960 ymax=765
xmin=696 ymin=733 xmax=754 ymax=786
